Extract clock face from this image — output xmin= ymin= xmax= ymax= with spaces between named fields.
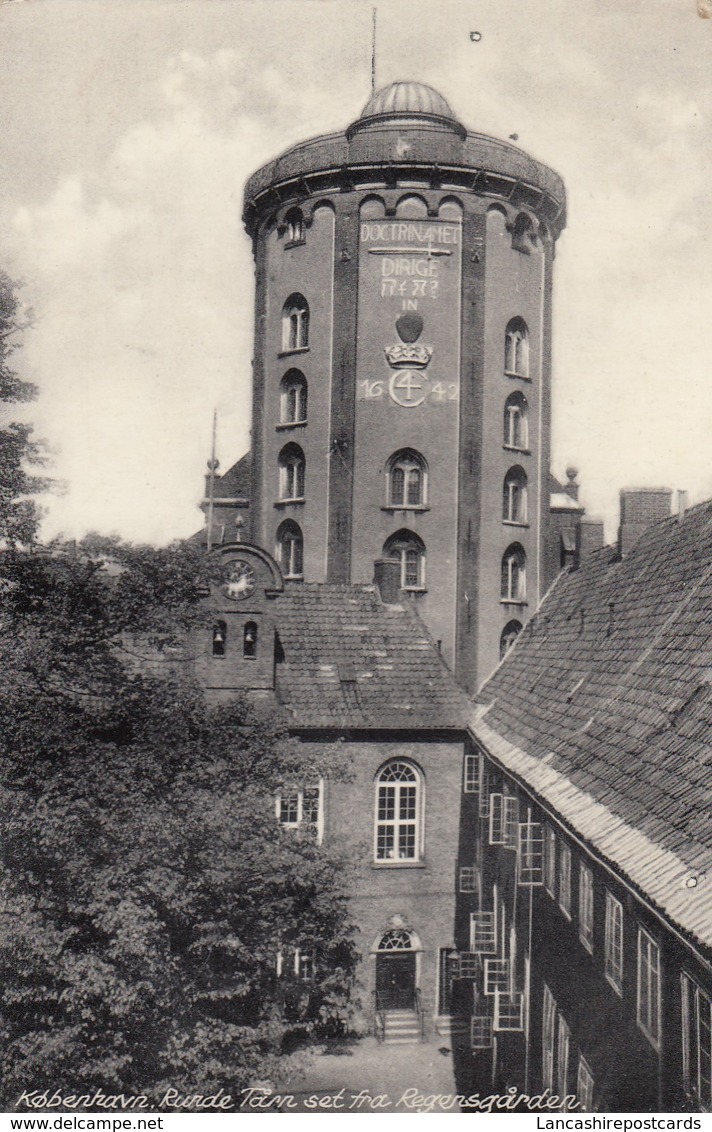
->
xmin=222 ymin=559 xmax=256 ymax=601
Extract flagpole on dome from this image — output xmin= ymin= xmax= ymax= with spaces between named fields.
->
xmin=371 ymin=7 xmax=377 ymax=95
xmin=206 ymin=408 xmax=218 ymax=552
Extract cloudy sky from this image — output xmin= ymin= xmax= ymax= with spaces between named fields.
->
xmin=1 ymin=0 xmax=711 ymax=543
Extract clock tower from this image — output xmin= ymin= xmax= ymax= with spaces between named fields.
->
xmin=238 ymin=80 xmax=566 ymax=691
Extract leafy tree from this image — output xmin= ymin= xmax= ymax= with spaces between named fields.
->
xmin=0 ymin=271 xmax=47 ymax=545
xmin=0 ymin=544 xmax=356 ymax=1107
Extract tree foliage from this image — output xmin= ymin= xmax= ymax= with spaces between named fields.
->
xmin=0 ymin=543 xmax=356 ymax=1107
xmin=0 ymin=270 xmax=47 ymax=545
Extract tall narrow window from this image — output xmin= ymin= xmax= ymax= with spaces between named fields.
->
xmin=285 ymin=207 xmax=305 ymax=244
xmin=681 ymin=972 xmax=712 ymax=1111
xmin=387 ymin=449 xmax=427 ymax=508
xmin=243 ymin=621 xmax=258 ymax=658
xmin=212 ymin=620 xmax=227 ymax=657
xmin=503 ymin=467 xmax=528 ymax=524
xmin=577 ymin=1057 xmax=594 ymax=1112
xmin=637 ymin=928 xmax=661 ymax=1048
xmin=375 ymin=760 xmax=422 ymax=862
xmin=558 ymin=843 xmax=572 ymax=919
xmin=383 ymin=530 xmax=426 ymax=592
xmin=556 ymin=1017 xmax=571 ymax=1098
xmin=282 ymin=293 xmax=309 ymax=352
xmin=278 ymin=444 xmax=305 ymax=501
xmin=505 ymin=317 xmax=530 ymax=378
xmin=579 ymin=862 xmax=594 ymax=953
xmin=500 ymin=620 xmax=523 ymax=660
xmin=501 ymin=543 xmax=526 ymax=602
xmin=276 ymin=520 xmax=303 ymax=580
xmin=544 ymin=826 xmax=557 ymax=897
xmin=280 ymin=370 xmax=307 ymax=424
xmin=542 ymin=984 xmax=556 ymax=1091
xmin=604 ymin=891 xmax=624 ymax=995
xmin=504 ymin=392 xmax=529 ymax=449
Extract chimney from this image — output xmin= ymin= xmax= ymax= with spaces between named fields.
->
xmin=373 ymin=558 xmax=402 ymax=605
xmin=618 ymin=488 xmax=672 ymax=557
xmin=577 ymin=518 xmax=605 ymax=564
xmin=564 ymin=465 xmax=579 ymax=502
xmin=677 ymin=490 xmax=689 ymax=519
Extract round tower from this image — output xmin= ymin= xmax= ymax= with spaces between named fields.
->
xmin=243 ymin=81 xmax=566 ymax=690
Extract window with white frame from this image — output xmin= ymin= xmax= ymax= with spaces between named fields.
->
xmin=278 ymin=443 xmax=305 ymax=501
xmin=489 ymin=793 xmax=518 ymax=847
xmin=280 ymin=370 xmax=307 ymax=424
xmin=579 ymin=862 xmax=594 ymax=953
xmin=294 ymin=948 xmax=315 ymax=980
xmin=383 ymin=530 xmax=426 ymax=591
xmin=542 ymin=984 xmax=556 ymax=1091
xmin=517 ymin=821 xmax=544 ymax=886
xmin=374 ymin=760 xmax=422 ymax=862
xmin=577 ymin=1056 xmax=594 ymax=1112
xmin=504 ymin=391 xmax=529 ymax=449
xmin=503 ymin=466 xmax=528 ymax=524
xmin=386 ymin=449 xmax=427 ymax=508
xmin=500 ymin=620 xmax=523 ymax=660
xmin=558 ymin=842 xmax=572 ymax=919
xmin=604 ymin=891 xmax=624 ymax=995
xmin=463 ymin=752 xmax=479 ymax=794
xmin=276 ymin=783 xmax=323 ymax=843
xmin=681 ymin=972 xmax=712 ymax=1111
xmin=637 ymin=927 xmax=661 ymax=1048
xmin=544 ymin=826 xmax=557 ymax=897
xmin=285 ymin=207 xmax=305 ymax=245
xmin=504 ymin=317 xmax=530 ymax=378
xmin=459 ymin=866 xmax=478 ymax=894
xmin=557 ymin=1016 xmax=571 ymax=1099
xmin=501 ymin=543 xmax=526 ymax=602
xmin=276 ymin=520 xmax=303 ymax=580
xmin=282 ymin=293 xmax=309 ymax=352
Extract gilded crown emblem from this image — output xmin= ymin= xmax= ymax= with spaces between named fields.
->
xmin=384 ymin=343 xmax=433 ymax=369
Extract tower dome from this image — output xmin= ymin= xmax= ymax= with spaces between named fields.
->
xmin=349 ymin=80 xmax=466 ymax=138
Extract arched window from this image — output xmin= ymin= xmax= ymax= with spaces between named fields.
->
xmin=243 ymin=621 xmax=258 ymax=658
xmin=387 ymin=449 xmax=427 ymax=508
xmin=282 ymin=294 xmax=309 ymax=352
xmin=285 ymin=207 xmax=304 ymax=245
xmin=512 ymin=213 xmax=536 ymax=254
xmin=278 ymin=443 xmax=305 ymax=501
xmin=500 ymin=620 xmax=523 ymax=659
xmin=212 ymin=620 xmax=227 ymax=657
xmin=501 ymin=544 xmax=526 ymax=602
xmin=503 ymin=466 xmax=528 ymax=524
xmin=505 ymin=318 xmax=530 ymax=378
xmin=276 ymin=520 xmax=303 ymax=580
xmin=375 ymin=760 xmax=422 ymax=862
xmin=377 ymin=929 xmax=415 ymax=950
xmin=280 ymin=370 xmax=307 ymax=425
xmin=504 ymin=392 xmax=528 ymax=450
xmin=383 ymin=530 xmax=426 ymax=592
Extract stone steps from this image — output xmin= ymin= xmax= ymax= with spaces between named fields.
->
xmin=382 ymin=1009 xmax=421 ymax=1044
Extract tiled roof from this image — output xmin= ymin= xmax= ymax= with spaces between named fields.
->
xmin=274 ymin=584 xmax=471 ymax=731
xmin=473 ymin=500 xmax=712 ymax=951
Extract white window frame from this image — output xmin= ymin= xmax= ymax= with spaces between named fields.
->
xmin=579 ymin=861 xmax=594 ymax=953
xmin=276 ymin=522 xmax=303 ymax=580
xmin=463 ymin=752 xmax=479 ymax=794
xmin=544 ymin=825 xmax=557 ymax=897
xmin=636 ymin=927 xmax=661 ymax=1049
xmin=558 ymin=842 xmax=572 ymax=919
xmin=459 ymin=866 xmax=478 ymax=894
xmin=276 ymin=781 xmax=324 ymax=844
xmin=503 ymin=469 xmax=528 ymax=524
xmin=576 ymin=1055 xmax=594 ymax=1112
xmin=387 ymin=450 xmax=427 ymax=509
xmin=373 ymin=760 xmax=423 ymax=863
xmin=542 ymin=983 xmax=556 ymax=1092
xmin=517 ymin=821 xmax=544 ymax=886
xmin=505 ymin=319 xmax=530 ymax=378
xmin=681 ymin=971 xmax=712 ymax=1111
xmin=505 ymin=393 xmax=529 ymax=450
xmin=501 ymin=544 xmax=526 ymax=602
xmin=282 ymin=295 xmax=309 ymax=352
xmin=604 ymin=891 xmax=624 ymax=996
xmin=278 ymin=447 xmax=306 ymax=501
xmin=556 ymin=1015 xmax=571 ymax=1099
xmin=280 ymin=371 xmax=307 ymax=424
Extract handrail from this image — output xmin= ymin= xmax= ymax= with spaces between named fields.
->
xmin=374 ymin=990 xmax=386 ymax=1043
xmin=412 ymin=987 xmax=421 ymax=1036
